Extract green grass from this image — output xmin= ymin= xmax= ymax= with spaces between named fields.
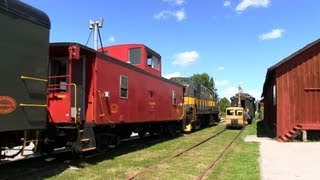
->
xmin=48 ymin=123 xmax=260 ymax=180
xmin=206 ymin=120 xmax=260 ymax=180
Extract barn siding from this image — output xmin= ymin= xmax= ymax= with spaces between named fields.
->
xmin=263 ymin=39 xmax=320 ymax=140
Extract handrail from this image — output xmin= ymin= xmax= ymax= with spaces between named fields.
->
xmin=97 ymin=90 xmax=105 ymax=117
xmin=179 ymin=104 xmax=186 ymax=120
xmin=21 ymin=75 xmax=47 ymax=82
xmin=70 ymin=83 xmax=79 ymax=124
xmin=20 ymin=103 xmax=47 ymax=107
xmin=97 ymin=90 xmax=114 ymax=124
xmin=48 ymin=75 xmax=70 ymax=78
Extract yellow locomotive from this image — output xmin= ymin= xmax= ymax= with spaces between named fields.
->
xmin=225 ymin=107 xmax=247 ymax=128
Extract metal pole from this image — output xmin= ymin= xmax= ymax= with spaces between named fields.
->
xmin=238 ymin=85 xmax=242 ymax=107
xmin=89 ymin=18 xmax=104 ymax=50
xmin=93 ymin=22 xmax=98 ymax=50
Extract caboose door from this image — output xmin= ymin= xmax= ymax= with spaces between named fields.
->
xmin=47 ymin=57 xmax=71 ymax=123
xmin=70 ymin=56 xmax=86 ymax=121
xmin=47 ymin=54 xmax=86 ymax=124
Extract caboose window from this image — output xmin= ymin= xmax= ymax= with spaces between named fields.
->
xmin=120 ymin=75 xmax=128 ymax=99
xmin=129 ymin=48 xmax=141 ymax=64
xmin=147 ymin=51 xmax=160 ymax=70
xmin=172 ymin=90 xmax=177 ymax=105
xmin=48 ymin=58 xmax=68 ymax=91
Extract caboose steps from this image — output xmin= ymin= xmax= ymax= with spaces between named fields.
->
xmin=82 ymin=147 xmax=96 ymax=152
xmin=72 ymin=126 xmax=96 ymax=153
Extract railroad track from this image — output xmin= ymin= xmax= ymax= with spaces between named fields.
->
xmin=127 ymin=128 xmax=228 ymax=180
xmin=196 ymin=127 xmax=245 ymax=180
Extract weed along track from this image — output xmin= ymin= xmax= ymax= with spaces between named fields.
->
xmin=127 ymin=128 xmax=228 ymax=180
xmin=196 ymin=127 xmax=246 ymax=180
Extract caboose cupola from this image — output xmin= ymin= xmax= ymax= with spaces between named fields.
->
xmin=100 ymin=44 xmax=162 ymax=77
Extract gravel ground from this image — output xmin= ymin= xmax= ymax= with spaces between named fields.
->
xmin=245 ymin=135 xmax=320 ymax=180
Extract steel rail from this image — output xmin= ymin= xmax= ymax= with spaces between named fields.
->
xmin=196 ymin=127 xmax=246 ymax=180
xmin=127 ymin=128 xmax=227 ymax=180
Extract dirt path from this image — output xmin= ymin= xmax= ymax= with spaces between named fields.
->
xmin=245 ymin=135 xmax=320 ymax=180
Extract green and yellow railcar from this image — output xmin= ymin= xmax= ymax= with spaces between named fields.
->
xmin=171 ymin=77 xmax=220 ymax=132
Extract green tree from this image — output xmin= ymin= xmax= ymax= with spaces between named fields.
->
xmin=219 ymin=97 xmax=231 ymax=117
xmin=191 ymin=73 xmax=215 ymax=90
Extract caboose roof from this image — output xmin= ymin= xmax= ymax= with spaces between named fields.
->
xmin=50 ymin=42 xmax=184 ymax=88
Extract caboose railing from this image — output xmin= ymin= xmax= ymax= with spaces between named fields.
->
xmin=47 ymin=75 xmax=80 ymax=124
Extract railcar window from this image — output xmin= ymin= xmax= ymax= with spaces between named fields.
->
xmin=129 ymin=48 xmax=141 ymax=64
xmin=237 ymin=111 xmax=243 ymax=116
xmin=120 ymin=75 xmax=128 ymax=99
xmin=49 ymin=58 xmax=68 ymax=91
xmin=227 ymin=110 xmax=234 ymax=115
xmin=147 ymin=52 xmax=160 ymax=70
xmin=172 ymin=90 xmax=177 ymax=105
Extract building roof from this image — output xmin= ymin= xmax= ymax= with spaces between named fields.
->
xmin=230 ymin=93 xmax=255 ymax=101
xmin=261 ymin=38 xmax=320 ymax=97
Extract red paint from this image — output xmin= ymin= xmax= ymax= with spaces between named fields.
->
xmin=101 ymin=44 xmax=162 ymax=77
xmin=48 ymin=43 xmax=184 ymax=125
xmin=262 ymin=39 xmax=320 ymax=140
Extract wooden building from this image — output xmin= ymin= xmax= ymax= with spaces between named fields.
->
xmin=261 ymin=38 xmax=320 ymax=141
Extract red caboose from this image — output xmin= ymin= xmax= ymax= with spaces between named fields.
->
xmin=45 ymin=43 xmax=185 ymax=153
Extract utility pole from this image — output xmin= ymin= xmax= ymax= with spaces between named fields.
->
xmin=89 ymin=18 xmax=104 ymax=50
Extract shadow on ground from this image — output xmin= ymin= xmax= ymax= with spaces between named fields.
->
xmin=256 ymin=119 xmax=276 ymax=138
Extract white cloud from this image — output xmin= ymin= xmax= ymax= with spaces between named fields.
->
xmin=175 ymin=9 xmax=186 ymax=21
xmin=163 ymin=72 xmax=181 ymax=79
xmin=154 ymin=8 xmax=186 ymax=21
xmin=163 ymin=0 xmax=185 ymax=6
xmin=224 ymin=1 xmax=231 ymax=7
xmin=246 ymin=89 xmax=262 ymax=100
xmin=172 ymin=51 xmax=199 ymax=66
xmin=218 ymin=86 xmax=238 ymax=99
xmin=236 ymin=0 xmax=270 ymax=12
xmin=259 ymin=28 xmax=285 ymax=40
xmin=218 ymin=85 xmax=262 ymax=100
xmin=215 ymin=80 xmax=230 ymax=87
xmin=108 ymin=36 xmax=115 ymax=43
xmin=217 ymin=66 xmax=225 ymax=71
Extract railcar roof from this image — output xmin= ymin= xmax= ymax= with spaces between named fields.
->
xmin=0 ymin=0 xmax=50 ymax=29
xmin=50 ymin=42 xmax=184 ymax=88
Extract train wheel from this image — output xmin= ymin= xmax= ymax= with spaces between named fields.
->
xmin=208 ymin=115 xmax=215 ymax=126
xmin=193 ymin=121 xmax=201 ymax=131
xmin=40 ymin=141 xmax=54 ymax=156
xmin=138 ymin=131 xmax=146 ymax=138
xmin=95 ymin=134 xmax=111 ymax=153
xmin=71 ymin=146 xmax=84 ymax=158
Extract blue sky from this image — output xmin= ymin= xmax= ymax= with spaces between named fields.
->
xmin=22 ymin=0 xmax=320 ymax=100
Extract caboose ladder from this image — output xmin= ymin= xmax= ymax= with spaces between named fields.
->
xmin=21 ymin=130 xmax=39 ymax=156
xmin=73 ymin=125 xmax=96 ymax=153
